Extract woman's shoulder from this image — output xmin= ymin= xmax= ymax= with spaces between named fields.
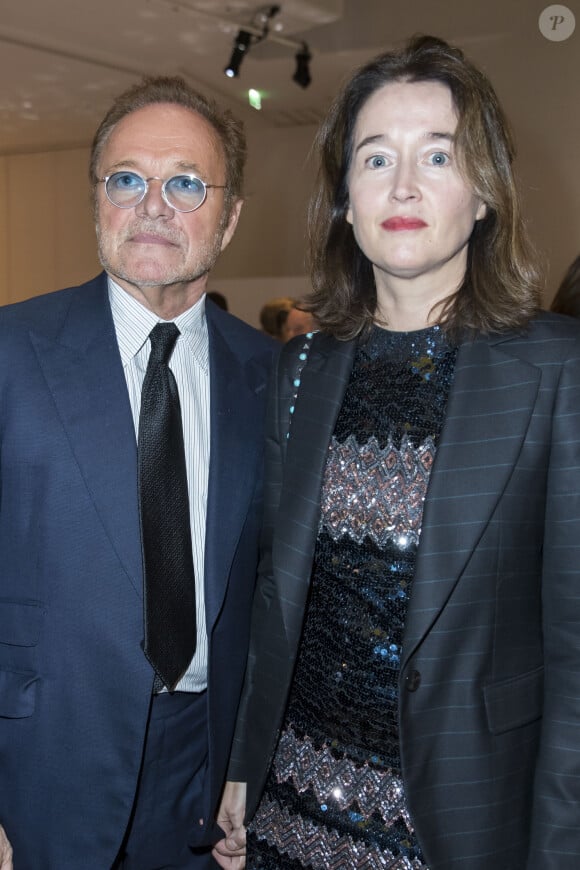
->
xmin=528 ymin=309 xmax=580 ymax=336
xmin=520 ymin=309 xmax=580 ymax=350
xmin=485 ymin=310 xmax=580 ymax=367
xmin=280 ymin=329 xmax=351 ymax=364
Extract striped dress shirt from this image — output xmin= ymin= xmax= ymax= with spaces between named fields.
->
xmin=108 ymin=277 xmax=209 ymax=692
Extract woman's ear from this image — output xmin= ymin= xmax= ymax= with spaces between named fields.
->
xmin=346 ymin=198 xmax=353 ymax=226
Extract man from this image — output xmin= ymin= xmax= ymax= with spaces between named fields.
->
xmin=0 ymin=76 xmax=275 ymax=868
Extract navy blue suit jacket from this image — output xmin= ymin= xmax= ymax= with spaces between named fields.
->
xmin=0 ymin=273 xmax=275 ymax=867
xmin=230 ymin=313 xmax=580 ymax=869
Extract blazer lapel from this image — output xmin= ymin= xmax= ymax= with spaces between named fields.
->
xmin=274 ymin=335 xmax=357 ymax=649
xmin=203 ymin=313 xmax=271 ymax=629
xmin=403 ymin=331 xmax=541 ymax=662
xmin=31 ymin=276 xmax=143 ymax=596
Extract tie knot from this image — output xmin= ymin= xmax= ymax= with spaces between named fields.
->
xmin=148 ymin=322 xmax=180 ymax=365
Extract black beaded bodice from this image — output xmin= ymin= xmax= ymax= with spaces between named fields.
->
xmin=291 ymin=325 xmax=457 ymax=763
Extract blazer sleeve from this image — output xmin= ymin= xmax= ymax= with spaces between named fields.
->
xmin=226 ymin=342 xmax=295 ymax=795
xmin=528 ymin=334 xmax=580 ymax=868
xmin=225 ymin=331 xmax=359 ymax=818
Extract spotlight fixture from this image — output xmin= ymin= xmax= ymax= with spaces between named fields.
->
xmin=256 ymin=4 xmax=281 ymax=28
xmin=224 ymin=6 xmax=280 ymax=80
xmin=224 ymin=30 xmax=252 ymax=78
xmin=222 ymin=6 xmax=313 ymax=88
xmin=293 ymin=43 xmax=312 ymax=89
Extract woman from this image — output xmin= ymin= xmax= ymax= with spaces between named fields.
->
xmin=214 ymin=35 xmax=580 ymax=870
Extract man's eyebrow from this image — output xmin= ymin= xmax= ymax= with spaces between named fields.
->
xmin=102 ymin=159 xmax=141 ymax=172
xmin=101 ymin=159 xmax=206 ymax=176
xmin=173 ymin=160 xmax=205 ymax=175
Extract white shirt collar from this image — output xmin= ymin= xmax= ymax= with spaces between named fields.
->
xmin=108 ymin=276 xmax=209 ymax=372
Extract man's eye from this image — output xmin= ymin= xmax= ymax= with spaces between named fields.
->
xmin=169 ymin=175 xmax=204 ymax=194
xmin=112 ymin=172 xmax=142 ymax=189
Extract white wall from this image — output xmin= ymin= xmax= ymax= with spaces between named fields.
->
xmin=0 ymin=149 xmax=100 ymax=304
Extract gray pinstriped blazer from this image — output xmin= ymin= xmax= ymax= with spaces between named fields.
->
xmin=229 ymin=311 xmax=580 ymax=869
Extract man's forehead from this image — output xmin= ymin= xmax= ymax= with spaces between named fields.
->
xmin=100 ymin=103 xmax=223 ymax=169
xmin=110 ymin=103 xmax=216 ymax=142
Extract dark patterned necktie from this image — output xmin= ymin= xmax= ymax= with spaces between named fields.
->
xmin=138 ymin=322 xmax=196 ymax=691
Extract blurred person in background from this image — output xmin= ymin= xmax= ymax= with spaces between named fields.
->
xmin=277 ymin=302 xmax=318 ymax=342
xmin=207 ymin=290 xmax=229 ymax=311
xmin=259 ymin=296 xmax=294 ymax=340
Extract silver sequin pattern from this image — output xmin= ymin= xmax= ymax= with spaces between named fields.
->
xmin=252 ymin=797 xmax=428 ymax=869
xmin=320 ymin=433 xmax=436 ymax=547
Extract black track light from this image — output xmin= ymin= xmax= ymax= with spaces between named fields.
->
xmin=224 ymin=30 xmax=252 ymax=78
xmin=293 ymin=43 xmax=312 ymax=89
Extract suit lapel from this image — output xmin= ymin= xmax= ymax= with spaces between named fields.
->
xmin=403 ymin=331 xmax=541 ymax=662
xmin=31 ymin=276 xmax=143 ymax=596
xmin=274 ymin=335 xmax=357 ymax=648
xmin=203 ymin=311 xmax=271 ymax=629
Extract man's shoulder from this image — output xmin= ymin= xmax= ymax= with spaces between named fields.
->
xmin=0 ymin=274 xmax=106 ymax=333
xmin=206 ymin=303 xmax=278 ymax=359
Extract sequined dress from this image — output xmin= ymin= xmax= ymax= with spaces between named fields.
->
xmin=247 ymin=325 xmax=458 ymax=870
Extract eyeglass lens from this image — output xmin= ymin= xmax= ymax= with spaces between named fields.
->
xmin=105 ymin=171 xmax=207 ymax=212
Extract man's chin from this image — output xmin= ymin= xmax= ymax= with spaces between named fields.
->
xmin=105 ymin=267 xmax=210 ymax=293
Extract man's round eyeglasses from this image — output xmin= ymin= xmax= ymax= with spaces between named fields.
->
xmin=98 ymin=171 xmax=228 ymax=213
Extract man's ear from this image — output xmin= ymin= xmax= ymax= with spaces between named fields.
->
xmin=220 ymin=199 xmax=244 ymax=252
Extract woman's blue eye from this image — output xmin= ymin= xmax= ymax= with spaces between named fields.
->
xmin=369 ymin=155 xmax=387 ymax=169
xmin=429 ymin=152 xmax=449 ymax=166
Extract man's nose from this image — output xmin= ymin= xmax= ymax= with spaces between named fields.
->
xmin=135 ymin=179 xmax=174 ymax=219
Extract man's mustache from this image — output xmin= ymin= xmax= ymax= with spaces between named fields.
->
xmin=120 ymin=221 xmax=184 ymax=245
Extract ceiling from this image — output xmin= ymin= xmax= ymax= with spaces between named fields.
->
xmin=1 ymin=0 xmax=572 ymax=154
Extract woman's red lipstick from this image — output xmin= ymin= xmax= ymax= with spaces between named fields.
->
xmin=381 ymin=217 xmax=427 ymax=231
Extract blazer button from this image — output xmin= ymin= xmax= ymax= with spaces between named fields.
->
xmin=405 ymin=669 xmax=421 ymax=692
